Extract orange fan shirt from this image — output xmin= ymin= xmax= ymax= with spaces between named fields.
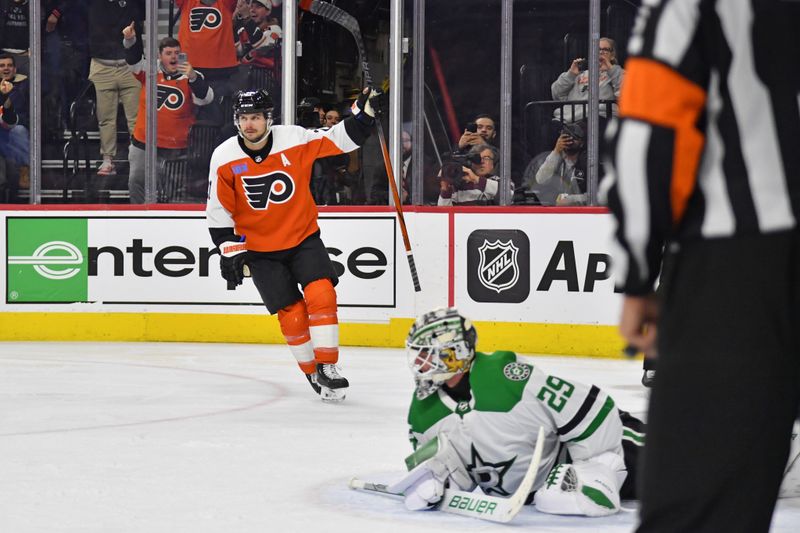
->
xmin=176 ymin=0 xmax=238 ymax=69
xmin=130 ymin=69 xmax=212 ymax=149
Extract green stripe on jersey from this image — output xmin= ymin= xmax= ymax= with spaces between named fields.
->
xmin=470 ymin=351 xmax=530 ymax=413
xmin=623 ymin=428 xmax=645 ymax=445
xmin=569 ymin=396 xmax=615 ymax=442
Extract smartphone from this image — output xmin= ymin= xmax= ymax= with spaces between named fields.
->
xmin=177 ymin=52 xmax=188 ymax=65
xmin=466 ymin=122 xmax=478 ymax=133
xmin=576 ymin=59 xmax=588 ymax=71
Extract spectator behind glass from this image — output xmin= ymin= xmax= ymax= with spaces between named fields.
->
xmin=0 ymin=0 xmax=33 ymax=75
xmin=0 ymin=53 xmax=28 ymax=203
xmin=323 ymin=108 xmax=340 ymax=128
xmin=88 ymin=0 xmax=143 ymax=178
xmin=438 ymin=144 xmax=510 ymax=206
xmin=370 ymin=129 xmax=438 ymax=206
xmin=311 ymin=106 xmax=356 ymax=205
xmin=235 ymin=0 xmax=281 ymax=69
xmin=524 ymin=120 xmax=587 ymax=206
xmin=177 ymin=0 xmax=245 ymax=126
xmin=456 ymin=113 xmax=497 ymax=153
xmin=122 ymin=24 xmax=214 ymax=204
xmin=551 ymin=37 xmax=624 ymax=124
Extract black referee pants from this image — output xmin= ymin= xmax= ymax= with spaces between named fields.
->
xmin=637 ymin=231 xmax=800 ymax=533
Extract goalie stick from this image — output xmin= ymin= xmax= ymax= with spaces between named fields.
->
xmin=299 ymin=0 xmax=422 ymax=293
xmin=349 ymin=427 xmax=546 ymax=523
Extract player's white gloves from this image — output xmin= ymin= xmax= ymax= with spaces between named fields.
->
xmin=533 ymin=452 xmax=625 ymax=517
xmin=351 ymin=87 xmax=377 ymax=126
xmin=219 ymin=236 xmax=249 ymax=290
xmin=388 ymin=433 xmax=473 ymax=511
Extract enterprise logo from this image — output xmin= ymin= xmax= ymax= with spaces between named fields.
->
xmin=8 ymin=241 xmax=83 ymax=280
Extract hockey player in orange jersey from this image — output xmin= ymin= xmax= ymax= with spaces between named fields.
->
xmin=206 ymin=88 xmax=375 ymax=402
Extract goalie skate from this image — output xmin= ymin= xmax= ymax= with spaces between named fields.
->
xmin=306 ymin=370 xmax=347 ymax=403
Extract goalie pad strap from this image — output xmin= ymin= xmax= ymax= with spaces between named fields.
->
xmin=533 ymin=452 xmax=624 ymax=517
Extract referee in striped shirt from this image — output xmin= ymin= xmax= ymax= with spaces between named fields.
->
xmin=601 ymin=0 xmax=799 ymax=531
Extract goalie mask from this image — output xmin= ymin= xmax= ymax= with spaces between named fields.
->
xmin=406 ymin=307 xmax=477 ymax=399
xmin=233 ymin=89 xmax=274 ymax=143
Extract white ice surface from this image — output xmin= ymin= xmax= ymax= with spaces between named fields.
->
xmin=1 ymin=342 xmax=798 ymax=532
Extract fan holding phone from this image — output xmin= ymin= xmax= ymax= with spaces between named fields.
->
xmin=456 ymin=114 xmax=497 ymax=152
xmin=121 ymin=20 xmax=215 ymax=203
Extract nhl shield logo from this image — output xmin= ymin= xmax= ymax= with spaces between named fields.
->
xmin=467 ymin=229 xmax=530 ymax=303
xmin=477 ymin=240 xmax=519 ymax=293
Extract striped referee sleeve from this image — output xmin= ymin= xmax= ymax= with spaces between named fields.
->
xmin=601 ymin=0 xmax=800 ymax=295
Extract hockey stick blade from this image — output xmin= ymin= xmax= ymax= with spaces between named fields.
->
xmin=303 ymin=0 xmax=371 ymax=85
xmin=349 ymin=475 xmax=515 ymax=520
xmin=348 ymin=478 xmax=404 ymax=500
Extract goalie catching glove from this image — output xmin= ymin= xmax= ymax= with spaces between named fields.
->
xmin=351 ymin=87 xmax=377 ymax=127
xmin=533 ymin=451 xmax=626 ymax=517
xmin=218 ymin=236 xmax=249 ymax=290
xmin=388 ymin=433 xmax=474 ymax=511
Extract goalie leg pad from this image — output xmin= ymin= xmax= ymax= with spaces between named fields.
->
xmin=534 ymin=452 xmax=624 ymax=517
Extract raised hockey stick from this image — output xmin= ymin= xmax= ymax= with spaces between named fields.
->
xmin=349 ymin=427 xmax=545 ymax=523
xmin=299 ymin=0 xmax=422 ymax=292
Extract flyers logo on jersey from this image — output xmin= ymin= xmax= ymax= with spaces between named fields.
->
xmin=189 ymin=7 xmax=222 ymax=31
xmin=157 ymin=85 xmax=185 ymax=110
xmin=242 ymin=171 xmax=295 ymax=210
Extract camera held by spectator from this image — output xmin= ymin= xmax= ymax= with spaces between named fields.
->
xmin=297 ymin=97 xmax=322 ymax=128
xmin=440 ymin=151 xmax=482 ymax=190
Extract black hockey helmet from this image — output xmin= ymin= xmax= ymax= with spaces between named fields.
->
xmin=232 ymin=89 xmax=273 ymax=117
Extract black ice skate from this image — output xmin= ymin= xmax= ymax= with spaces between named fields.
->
xmin=304 ymin=365 xmax=347 ymax=403
xmin=305 ymin=372 xmax=321 ymax=394
xmin=316 ymin=363 xmax=349 ymax=389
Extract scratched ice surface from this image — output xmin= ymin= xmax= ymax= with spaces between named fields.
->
xmin=1 ymin=342 xmax=798 ymax=532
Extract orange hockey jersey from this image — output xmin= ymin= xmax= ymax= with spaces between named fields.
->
xmin=177 ymin=0 xmax=238 ymax=69
xmin=129 ymin=67 xmax=214 ymax=149
xmin=206 ymin=121 xmax=367 ymax=252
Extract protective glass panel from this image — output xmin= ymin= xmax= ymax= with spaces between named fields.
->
xmin=296 ymin=1 xmax=382 ymax=206
xmin=411 ymin=0 xmax=503 ymax=207
xmin=511 ymin=0 xmax=639 ymax=207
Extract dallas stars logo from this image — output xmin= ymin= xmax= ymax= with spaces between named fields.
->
xmin=467 ymin=445 xmax=516 ymax=496
xmin=503 ymin=362 xmax=531 ymax=381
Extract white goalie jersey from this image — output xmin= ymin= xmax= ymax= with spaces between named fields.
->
xmin=407 ymin=351 xmax=628 ymax=499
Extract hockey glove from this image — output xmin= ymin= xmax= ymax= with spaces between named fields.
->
xmin=219 ymin=236 xmax=248 ymax=290
xmin=351 ymin=87 xmax=377 ymax=127
xmin=389 ymin=433 xmax=474 ymax=511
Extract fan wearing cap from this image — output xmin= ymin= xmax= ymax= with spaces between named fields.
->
xmin=234 ymin=0 xmax=282 ymax=69
xmin=531 ymin=120 xmax=588 ymax=206
xmin=205 ymin=87 xmax=376 ymax=403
